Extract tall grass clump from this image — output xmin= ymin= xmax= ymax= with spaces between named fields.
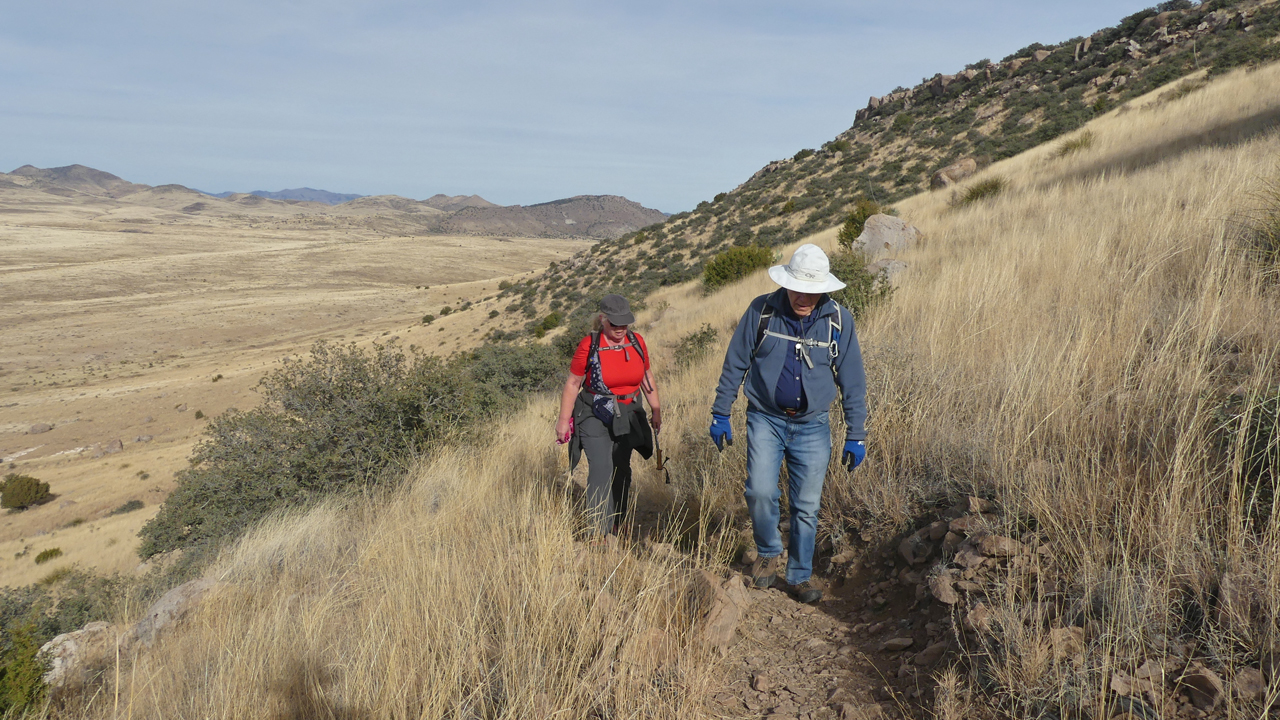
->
xmin=952 ymin=176 xmax=1007 ymax=207
xmin=1054 ymin=130 xmax=1095 ymax=158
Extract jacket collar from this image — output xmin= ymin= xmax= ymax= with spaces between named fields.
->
xmin=766 ymin=287 xmax=836 ymax=319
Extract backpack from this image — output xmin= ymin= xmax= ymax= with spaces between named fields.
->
xmin=588 ymin=330 xmax=648 ymax=368
xmin=753 ymin=303 xmax=843 ymax=380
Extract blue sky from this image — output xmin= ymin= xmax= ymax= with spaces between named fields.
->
xmin=2 ymin=1 xmax=1157 ymax=212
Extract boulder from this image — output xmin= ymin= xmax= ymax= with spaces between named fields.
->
xmin=853 ymin=214 xmax=922 ymax=261
xmin=914 ymin=641 xmax=949 ymax=666
xmin=1032 ymin=49 xmax=1052 ymax=62
xmin=865 ymin=259 xmax=908 ymax=288
xmin=104 ymin=439 xmax=124 ymax=454
xmin=930 ymin=158 xmax=978 ymax=190
xmin=1233 ymin=666 xmax=1265 ymax=702
xmin=39 ymin=621 xmax=118 ymax=696
xmin=132 ymin=577 xmax=220 ymax=648
xmin=1008 ymin=57 xmax=1028 ymax=72
xmin=28 ymin=423 xmax=53 ymax=434
xmin=977 ymin=535 xmax=1024 ymax=558
xmin=927 ymin=572 xmax=959 ymax=605
xmin=880 ymin=637 xmax=914 ymax=652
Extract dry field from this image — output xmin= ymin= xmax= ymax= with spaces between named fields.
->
xmin=0 ymin=210 xmax=591 ymax=587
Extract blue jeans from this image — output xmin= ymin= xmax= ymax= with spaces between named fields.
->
xmin=745 ymin=408 xmax=831 ymax=585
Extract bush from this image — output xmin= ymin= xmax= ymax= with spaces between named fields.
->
xmin=422 ymin=314 xmax=435 ymax=324
xmin=780 ymin=198 xmax=797 ymax=215
xmin=954 ymin=177 xmax=1008 ymax=207
xmin=138 ymin=342 xmax=477 ymax=558
xmin=836 ymin=198 xmax=882 ymax=249
xmin=793 ymin=149 xmax=815 ymax=161
xmin=488 ymin=310 xmax=500 ymax=319
xmin=1218 ymin=389 xmax=1280 ymax=526
xmin=440 ymin=306 xmax=453 ymax=316
xmin=194 ymin=410 xmax=205 ymax=420
xmin=892 ymin=113 xmax=914 ymax=133
xmin=702 ymin=246 xmax=774 ymax=293
xmin=674 ymin=324 xmax=719 ymax=369
xmin=829 ymin=250 xmax=894 ymax=320
xmin=0 ymin=624 xmax=46 ymax=712
xmin=110 ymin=499 xmax=144 ymax=516
xmin=212 ymin=374 xmax=223 ymax=382
xmin=32 ymin=549 xmax=61 ymax=565
xmin=0 ymin=475 xmax=50 ymax=510
xmin=497 ymin=280 xmax=513 ymax=290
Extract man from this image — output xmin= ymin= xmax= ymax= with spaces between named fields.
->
xmin=709 ymin=243 xmax=867 ymax=604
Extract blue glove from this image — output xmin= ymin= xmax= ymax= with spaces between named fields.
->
xmin=710 ymin=414 xmax=733 ymax=451
xmin=842 ymin=440 xmax=865 ymax=471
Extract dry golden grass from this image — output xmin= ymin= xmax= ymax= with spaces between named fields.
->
xmin=69 ymin=62 xmax=1280 ymax=718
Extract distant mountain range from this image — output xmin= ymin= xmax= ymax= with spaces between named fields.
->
xmin=200 ymin=187 xmax=364 ymax=205
xmin=0 ymin=164 xmax=666 ymax=239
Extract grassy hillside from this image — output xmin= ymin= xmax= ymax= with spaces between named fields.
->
xmin=495 ymin=0 xmax=1280 ymax=341
xmin=43 ymin=58 xmax=1280 ymax=718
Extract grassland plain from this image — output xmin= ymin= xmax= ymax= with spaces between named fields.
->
xmin=0 ymin=215 xmax=592 ymax=586
xmin=48 ymin=60 xmax=1280 ymax=719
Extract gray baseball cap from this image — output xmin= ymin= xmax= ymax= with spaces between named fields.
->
xmin=599 ymin=294 xmax=635 ymax=325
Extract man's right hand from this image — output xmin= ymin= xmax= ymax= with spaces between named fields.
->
xmin=709 ymin=414 xmax=733 ymax=451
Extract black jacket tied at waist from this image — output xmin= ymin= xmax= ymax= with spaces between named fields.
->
xmin=568 ymin=388 xmax=653 ymax=472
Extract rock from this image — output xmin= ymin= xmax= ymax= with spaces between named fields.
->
xmin=898 ymin=534 xmax=930 ymax=565
xmin=29 ymin=423 xmax=53 ymax=434
xmin=959 ymin=68 xmax=978 ymax=82
xmin=977 ymin=535 xmax=1024 ymax=557
xmin=38 ymin=621 xmax=117 ymax=696
xmin=59 ymin=499 xmax=77 ymax=509
xmin=965 ymin=603 xmax=992 ymax=634
xmin=1033 ymin=49 xmax=1052 ymax=62
xmin=1135 ymin=659 xmax=1164 ymax=681
xmin=914 ymin=641 xmax=949 ymax=666
xmin=143 ymin=415 xmax=154 ymax=423
xmin=827 ymin=687 xmax=854 ymax=704
xmin=752 ymin=672 xmax=775 ymax=692
xmin=948 ymin=515 xmax=984 ymax=535
xmin=134 ymin=435 xmax=153 ymax=443
xmin=865 ymin=259 xmax=908 ymax=288
xmin=691 ymin=570 xmax=751 ymax=652
xmin=928 ymin=572 xmax=959 ymax=605
xmin=175 ymin=404 xmax=187 ymax=413
xmin=928 ymin=74 xmax=956 ymax=97
xmin=132 ymin=577 xmax=220 ymax=648
xmin=954 ymin=546 xmax=985 ymax=569
xmin=1233 ymin=666 xmax=1265 ymax=702
xmin=853 ymin=214 xmax=923 ymax=262
xmin=1181 ymin=663 xmax=1225 ymax=710
xmin=880 ymin=637 xmax=914 ymax=652
xmin=1050 ymin=626 xmax=1084 ymax=664
xmin=967 ymin=496 xmax=995 ymax=514
xmin=104 ymin=439 xmax=124 ymax=455
xmin=926 ymin=520 xmax=949 ymax=541
xmin=930 ymin=158 xmax=978 ymax=189
xmin=1112 ymin=671 xmax=1135 ymax=696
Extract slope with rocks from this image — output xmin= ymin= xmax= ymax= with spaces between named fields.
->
xmin=502 ymin=0 xmax=1280 ymax=333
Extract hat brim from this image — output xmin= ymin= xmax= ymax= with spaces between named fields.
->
xmin=768 ymin=265 xmax=847 ymax=293
xmin=604 ymin=311 xmax=636 ymax=326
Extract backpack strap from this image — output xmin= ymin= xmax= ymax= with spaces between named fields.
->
xmin=754 ymin=307 xmax=775 ymax=355
xmin=588 ymin=331 xmax=602 ymax=366
xmin=626 ymin=330 xmax=647 ymax=367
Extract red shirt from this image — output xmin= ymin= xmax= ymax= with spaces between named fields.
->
xmin=570 ymin=333 xmax=650 ymax=400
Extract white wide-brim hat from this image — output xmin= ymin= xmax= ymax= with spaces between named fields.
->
xmin=768 ymin=243 xmax=847 ymax=293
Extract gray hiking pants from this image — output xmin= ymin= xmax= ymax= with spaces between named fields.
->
xmin=575 ymin=411 xmax=635 ymax=536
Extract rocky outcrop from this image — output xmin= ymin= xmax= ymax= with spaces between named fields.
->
xmin=690 ymin=569 xmax=752 ymax=652
xmin=38 ymin=622 xmax=119 ymax=698
xmin=132 ymin=577 xmax=221 ymax=648
xmin=930 ymin=158 xmax=978 ymax=190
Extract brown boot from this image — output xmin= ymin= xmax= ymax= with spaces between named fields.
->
xmin=751 ymin=555 xmax=782 ymax=588
xmin=788 ymin=578 xmax=824 ymax=604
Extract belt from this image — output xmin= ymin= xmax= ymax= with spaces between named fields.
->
xmin=782 ymin=408 xmax=799 ymax=417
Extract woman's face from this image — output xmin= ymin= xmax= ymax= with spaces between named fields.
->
xmin=602 ymin=317 xmax=629 ymax=342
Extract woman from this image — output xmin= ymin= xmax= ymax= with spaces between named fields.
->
xmin=555 ymin=294 xmax=662 ymax=536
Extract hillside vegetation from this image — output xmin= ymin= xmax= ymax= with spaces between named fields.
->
xmin=496 ymin=0 xmax=1280 ymax=338
xmin=29 ymin=55 xmax=1280 ymax=719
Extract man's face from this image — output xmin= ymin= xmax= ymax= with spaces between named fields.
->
xmin=787 ymin=290 xmax=821 ymax=317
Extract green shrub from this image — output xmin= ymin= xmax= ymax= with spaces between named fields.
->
xmin=836 ymin=198 xmax=882 ymax=249
xmin=498 ymin=280 xmax=513 ymax=290
xmin=138 ymin=342 xmax=477 ymax=558
xmin=194 ymin=410 xmax=205 ymax=420
xmin=422 ymin=314 xmax=435 ymax=324
xmin=488 ymin=310 xmax=500 ymax=319
xmin=793 ymin=149 xmax=815 ymax=161
xmin=0 ymin=474 xmax=50 ymax=510
xmin=829 ymin=250 xmax=894 ymax=320
xmin=954 ymin=177 xmax=1008 ymax=207
xmin=440 ymin=306 xmax=453 ymax=316
xmin=780 ymin=198 xmax=797 ymax=215
xmin=33 ymin=548 xmax=61 ymax=565
xmin=212 ymin=374 xmax=223 ymax=382
xmin=702 ymin=246 xmax=774 ymax=293
xmin=892 ymin=113 xmax=914 ymax=133
xmin=0 ymin=624 xmax=46 ymax=713
xmin=1218 ymin=389 xmax=1280 ymax=526
xmin=674 ymin=324 xmax=719 ymax=368
xmin=110 ymin=499 xmax=144 ymax=516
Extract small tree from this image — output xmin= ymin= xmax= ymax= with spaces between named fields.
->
xmin=829 ymin=250 xmax=893 ymax=319
xmin=0 ymin=474 xmax=50 ymax=510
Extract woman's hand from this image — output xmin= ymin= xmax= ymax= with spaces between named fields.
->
xmin=649 ymin=406 xmax=662 ymax=434
xmin=555 ymin=416 xmax=573 ymax=444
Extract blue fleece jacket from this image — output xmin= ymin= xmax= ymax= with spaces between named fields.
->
xmin=712 ymin=289 xmax=867 ymax=442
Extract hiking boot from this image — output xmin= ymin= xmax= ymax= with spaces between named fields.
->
xmin=788 ymin=579 xmax=824 ymax=604
xmin=751 ymin=555 xmax=782 ymax=588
